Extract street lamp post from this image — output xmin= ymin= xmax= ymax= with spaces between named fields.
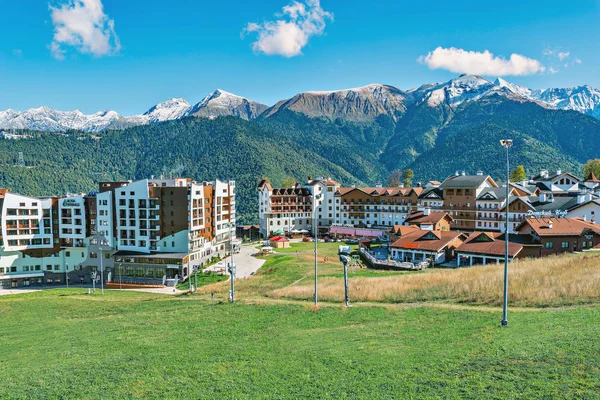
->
xmin=340 ymin=254 xmax=351 ymax=308
xmin=119 ymin=262 xmax=122 ymax=290
xmin=500 ymin=139 xmax=513 ymax=327
xmin=313 ymin=194 xmax=321 ymax=308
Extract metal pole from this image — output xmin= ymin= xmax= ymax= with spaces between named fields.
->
xmin=501 ymin=141 xmax=511 ymax=327
xmin=314 ymin=212 xmax=318 ymax=307
xmin=119 ymin=263 xmax=122 ymax=290
xmin=195 ymin=267 xmax=198 ymax=292
xmin=100 ymin=246 xmax=104 ymax=295
xmin=229 ymin=223 xmax=235 ymax=303
xmin=188 ymin=254 xmax=192 ymax=293
xmin=343 ymin=261 xmax=349 ymax=308
xmin=65 ymin=264 xmax=69 ymax=288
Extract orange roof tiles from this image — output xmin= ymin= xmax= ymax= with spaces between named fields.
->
xmin=521 ymin=217 xmax=600 ymax=237
xmin=457 ymin=232 xmax=523 ymax=257
xmin=405 ymin=211 xmax=452 ymax=225
xmin=391 ymin=230 xmax=464 ymax=252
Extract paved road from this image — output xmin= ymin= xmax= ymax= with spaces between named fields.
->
xmin=210 ymin=244 xmax=266 ymax=279
xmin=0 ymin=288 xmax=42 ymax=296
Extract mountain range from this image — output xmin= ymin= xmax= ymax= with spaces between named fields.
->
xmin=2 ymin=74 xmax=600 ymax=224
xmin=2 ymin=75 xmax=600 ymax=132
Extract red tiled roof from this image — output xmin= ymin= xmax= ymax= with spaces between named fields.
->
xmin=390 ymin=225 xmax=420 ymax=236
xmin=405 ymin=211 xmax=452 ymax=225
xmin=521 ymin=217 xmax=600 ymax=237
xmin=390 ymin=230 xmax=463 ymax=252
xmin=456 ymin=232 xmax=523 ymax=257
xmin=585 ymin=172 xmax=600 ymax=183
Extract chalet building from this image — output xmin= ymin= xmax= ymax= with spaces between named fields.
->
xmin=456 ymin=232 xmax=525 ymax=266
xmin=403 ymin=209 xmax=452 ymax=231
xmin=528 ymin=169 xmax=581 ymax=194
xmin=417 ymin=187 xmax=444 ymax=210
xmin=390 ymin=229 xmax=465 ymax=264
xmin=236 ymin=225 xmax=262 ymax=241
xmin=258 ymin=170 xmax=600 ymax=241
xmin=455 ymin=217 xmax=600 ymax=267
xmin=517 ymin=217 xmax=600 ymax=256
xmin=0 ymin=178 xmax=236 ymax=288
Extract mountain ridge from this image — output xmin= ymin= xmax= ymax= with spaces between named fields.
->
xmin=2 ymin=75 xmax=600 ymax=133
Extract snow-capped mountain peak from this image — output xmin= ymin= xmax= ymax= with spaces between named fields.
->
xmin=418 ymin=74 xmax=494 ymax=107
xmin=143 ymin=98 xmax=191 ymax=123
xmin=493 ymin=77 xmax=532 ymax=98
xmin=184 ymin=89 xmax=268 ymax=121
xmin=3 ymin=76 xmax=600 ymax=133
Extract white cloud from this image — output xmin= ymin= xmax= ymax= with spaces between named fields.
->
xmin=49 ymin=0 xmax=120 ymax=59
xmin=549 ymin=67 xmax=559 ymax=74
xmin=574 ymin=58 xmax=582 ymax=64
xmin=557 ymin=51 xmax=570 ymax=61
xmin=418 ymin=47 xmax=545 ymax=76
xmin=243 ymin=0 xmax=333 ymax=57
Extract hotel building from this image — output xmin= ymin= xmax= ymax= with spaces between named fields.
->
xmin=0 ymin=178 xmax=236 ymax=288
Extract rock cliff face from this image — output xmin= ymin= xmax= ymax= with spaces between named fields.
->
xmin=262 ymin=84 xmax=408 ymax=122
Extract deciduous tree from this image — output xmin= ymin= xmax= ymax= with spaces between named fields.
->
xmin=402 ymin=169 xmax=414 ymax=188
xmin=510 ymin=165 xmax=526 ymax=182
xmin=583 ymin=159 xmax=600 ymax=179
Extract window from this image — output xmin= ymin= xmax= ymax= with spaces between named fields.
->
xmin=65 ymin=251 xmax=71 ymax=257
xmin=561 ymin=242 xmax=569 ymax=249
xmin=54 ymin=265 xmax=60 ymax=271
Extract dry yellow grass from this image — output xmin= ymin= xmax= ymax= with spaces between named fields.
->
xmin=271 ymin=253 xmax=600 ymax=307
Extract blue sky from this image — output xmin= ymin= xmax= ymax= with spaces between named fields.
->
xmin=0 ymin=0 xmax=598 ymax=115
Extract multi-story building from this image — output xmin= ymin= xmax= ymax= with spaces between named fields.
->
xmin=258 ymin=177 xmax=422 ymax=238
xmin=0 ymin=177 xmax=236 ymax=288
xmin=416 ymin=170 xmax=600 ymax=234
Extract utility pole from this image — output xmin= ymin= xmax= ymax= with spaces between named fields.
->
xmin=500 ymin=139 xmax=513 ymax=327
xmin=65 ymin=264 xmax=69 ymax=288
xmin=119 ymin=263 xmax=122 ymax=290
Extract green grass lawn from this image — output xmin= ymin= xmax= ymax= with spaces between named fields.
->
xmin=0 ymin=289 xmax=599 ymax=399
xmin=200 ymin=242 xmax=425 ymax=300
xmin=175 ymin=272 xmax=228 ymax=291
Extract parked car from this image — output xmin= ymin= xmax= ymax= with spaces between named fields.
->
xmin=302 ymin=237 xmax=311 ymax=242
xmin=324 ymin=237 xmax=332 ymax=243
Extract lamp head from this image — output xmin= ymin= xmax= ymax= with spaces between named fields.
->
xmin=499 ymin=139 xmax=513 ymax=148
